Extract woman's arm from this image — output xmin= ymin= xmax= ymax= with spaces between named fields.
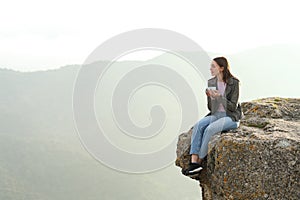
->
xmin=206 ymin=89 xmax=212 ymax=111
xmin=207 ymin=96 xmax=212 ymax=111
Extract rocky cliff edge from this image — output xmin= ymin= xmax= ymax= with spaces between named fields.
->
xmin=175 ymin=97 xmax=300 ymax=200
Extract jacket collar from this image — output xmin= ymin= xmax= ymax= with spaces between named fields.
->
xmin=213 ymin=76 xmax=234 ymax=96
xmin=212 ymin=76 xmax=234 ymax=86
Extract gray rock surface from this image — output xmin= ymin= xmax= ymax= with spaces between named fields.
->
xmin=175 ymin=97 xmax=300 ymax=200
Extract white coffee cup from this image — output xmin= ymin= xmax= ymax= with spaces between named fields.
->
xmin=207 ymin=87 xmax=216 ymax=91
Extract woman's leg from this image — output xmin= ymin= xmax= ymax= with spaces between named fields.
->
xmin=189 ymin=115 xmax=218 ymax=162
xmin=184 ymin=115 xmax=221 ymax=175
xmin=199 ymin=116 xmax=239 ymax=159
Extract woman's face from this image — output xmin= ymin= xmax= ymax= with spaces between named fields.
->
xmin=210 ymin=60 xmax=223 ymax=77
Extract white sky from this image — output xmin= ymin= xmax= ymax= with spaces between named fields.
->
xmin=1 ymin=0 xmax=300 ymax=71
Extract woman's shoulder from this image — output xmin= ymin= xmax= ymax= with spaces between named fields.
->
xmin=226 ymin=76 xmax=240 ymax=86
xmin=207 ymin=76 xmax=240 ymax=84
xmin=231 ymin=76 xmax=240 ymax=82
xmin=208 ymin=77 xmax=217 ymax=83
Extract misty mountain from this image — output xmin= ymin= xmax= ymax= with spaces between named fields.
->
xmin=0 ymin=66 xmax=200 ymax=200
xmin=1 ymin=44 xmax=299 ymax=199
xmin=226 ymin=44 xmax=300 ymax=101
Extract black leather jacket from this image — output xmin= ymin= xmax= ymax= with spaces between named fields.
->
xmin=206 ymin=76 xmax=242 ymax=122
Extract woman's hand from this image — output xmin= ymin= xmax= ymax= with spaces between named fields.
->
xmin=211 ymin=90 xmax=221 ymax=98
xmin=206 ymin=89 xmax=221 ymax=98
xmin=205 ymin=89 xmax=211 ymax=97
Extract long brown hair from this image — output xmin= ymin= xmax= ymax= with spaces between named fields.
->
xmin=213 ymin=57 xmax=233 ymax=83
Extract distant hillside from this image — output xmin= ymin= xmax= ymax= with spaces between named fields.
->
xmin=226 ymin=44 xmax=300 ymax=101
xmin=0 ymin=65 xmax=200 ymax=200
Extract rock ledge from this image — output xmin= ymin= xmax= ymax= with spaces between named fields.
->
xmin=176 ymin=97 xmax=300 ymax=200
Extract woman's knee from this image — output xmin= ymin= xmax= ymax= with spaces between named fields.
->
xmin=194 ymin=117 xmax=209 ymax=130
xmin=202 ymin=125 xmax=219 ymax=139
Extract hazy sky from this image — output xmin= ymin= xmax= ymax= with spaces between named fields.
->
xmin=1 ymin=0 xmax=299 ymax=71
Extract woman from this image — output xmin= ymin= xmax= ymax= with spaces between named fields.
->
xmin=184 ymin=57 xmax=242 ymax=175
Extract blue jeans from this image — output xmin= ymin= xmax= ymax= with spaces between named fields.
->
xmin=190 ymin=112 xmax=239 ymax=159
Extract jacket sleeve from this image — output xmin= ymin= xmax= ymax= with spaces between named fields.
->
xmin=207 ymin=95 xmax=212 ymax=111
xmin=216 ymin=80 xmax=239 ymax=112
